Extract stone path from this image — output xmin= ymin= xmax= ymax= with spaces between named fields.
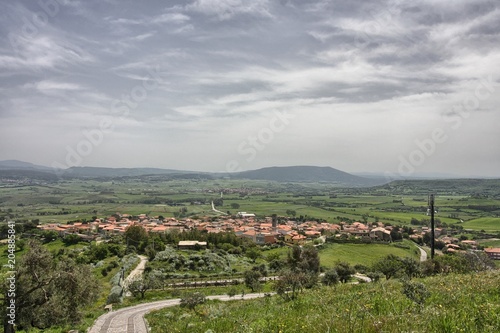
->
xmin=88 ymin=293 xmax=273 ymax=333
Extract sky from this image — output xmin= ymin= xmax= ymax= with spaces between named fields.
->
xmin=1 ymin=0 xmax=499 ymax=177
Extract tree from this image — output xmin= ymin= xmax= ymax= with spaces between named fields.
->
xmin=180 ymin=292 xmax=206 ymax=311
xmin=372 ymin=254 xmax=403 ymax=280
xmin=322 ymin=269 xmax=339 ymax=286
xmin=244 ymin=270 xmax=262 ymax=292
xmin=127 ymin=275 xmax=159 ymax=299
xmin=246 ymin=247 xmax=261 ymax=263
xmin=401 ymin=278 xmax=430 ymax=309
xmin=125 ymin=225 xmax=148 ymax=244
xmin=299 ymin=245 xmax=320 ymax=274
xmin=274 ymin=269 xmax=307 ymax=301
xmin=63 ymin=233 xmax=81 ymax=246
xmin=400 ymin=257 xmax=421 ymax=279
xmin=2 ymin=240 xmax=99 ymax=332
xmin=334 ymin=261 xmax=355 ymax=283
xmin=274 ymin=245 xmax=321 ymax=299
xmin=230 ymin=203 xmax=240 ymax=209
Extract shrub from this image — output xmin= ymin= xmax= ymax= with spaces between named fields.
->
xmin=180 ymin=292 xmax=206 ymax=311
xmin=107 ymin=286 xmax=123 ymax=304
xmin=401 ymin=279 xmax=430 ymax=309
xmin=322 ymin=269 xmax=339 ymax=286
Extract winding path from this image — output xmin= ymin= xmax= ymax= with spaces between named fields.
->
xmin=123 ymin=255 xmax=148 ymax=296
xmin=416 ymin=245 xmax=428 ymax=262
xmin=88 ymin=293 xmax=272 ymax=333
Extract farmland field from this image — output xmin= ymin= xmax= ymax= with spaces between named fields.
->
xmin=460 ymin=217 xmax=500 ymax=232
xmin=318 ymin=241 xmax=421 ymax=267
xmin=1 ymin=178 xmax=500 ymax=234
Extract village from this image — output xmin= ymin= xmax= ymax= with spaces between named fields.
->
xmin=36 ymin=211 xmax=500 ymax=260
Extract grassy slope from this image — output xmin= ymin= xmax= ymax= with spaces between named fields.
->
xmin=319 ymin=241 xmax=420 ymax=267
xmin=461 ymin=217 xmax=500 ymax=232
xmin=147 ymin=271 xmax=500 ymax=333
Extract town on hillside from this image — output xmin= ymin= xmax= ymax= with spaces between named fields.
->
xmin=36 ymin=212 xmax=500 ymax=260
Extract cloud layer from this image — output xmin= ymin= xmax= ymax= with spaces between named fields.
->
xmin=1 ymin=0 xmax=499 ymax=177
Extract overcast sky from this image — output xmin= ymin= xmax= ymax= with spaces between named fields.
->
xmin=1 ymin=0 xmax=499 ymax=177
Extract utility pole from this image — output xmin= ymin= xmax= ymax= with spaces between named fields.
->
xmin=429 ymin=194 xmax=435 ymax=259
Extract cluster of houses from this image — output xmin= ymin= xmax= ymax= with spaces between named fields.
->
xmin=36 ymin=212 xmax=500 ymax=259
xmin=36 ymin=212 xmax=396 ymax=245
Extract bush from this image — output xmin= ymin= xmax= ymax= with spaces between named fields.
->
xmin=401 ymin=279 xmax=430 ymax=309
xmin=322 ymin=269 xmax=339 ymax=286
xmin=180 ymin=292 xmax=206 ymax=310
xmin=106 ymin=285 xmax=123 ymax=304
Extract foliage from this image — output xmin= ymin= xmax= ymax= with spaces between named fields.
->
xmin=127 ymin=275 xmax=160 ymax=299
xmin=372 ymin=254 xmax=404 ymax=280
xmin=148 ymin=271 xmax=500 ymax=333
xmin=243 ymin=270 xmax=262 ymax=292
xmin=274 ymin=245 xmax=321 ymax=299
xmin=125 ymin=225 xmax=148 ymax=244
xmin=334 ymin=261 xmax=355 ymax=283
xmin=62 ymin=233 xmax=82 ymax=245
xmin=401 ymin=279 xmax=430 ymax=309
xmin=180 ymin=292 xmax=206 ymax=311
xmin=274 ymin=269 xmax=308 ymax=301
xmin=399 ymin=257 xmax=421 ymax=279
xmin=246 ymin=247 xmax=261 ymax=263
xmin=322 ymin=269 xmax=339 ymax=286
xmin=152 ymin=247 xmax=231 ymax=273
xmin=1 ymin=240 xmax=99 ymax=331
xmin=106 ymin=285 xmax=123 ymax=304
xmin=421 ymin=251 xmax=495 ymax=276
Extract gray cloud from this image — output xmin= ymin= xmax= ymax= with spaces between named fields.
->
xmin=0 ymin=0 xmax=499 ymax=177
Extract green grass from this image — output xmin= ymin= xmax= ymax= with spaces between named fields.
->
xmin=461 ymin=217 xmax=500 ymax=232
xmin=319 ymin=241 xmax=420 ymax=267
xmin=146 ymin=271 xmax=500 ymax=333
xmin=263 ymin=241 xmax=420 ymax=268
xmin=478 ymin=238 xmax=500 ymax=247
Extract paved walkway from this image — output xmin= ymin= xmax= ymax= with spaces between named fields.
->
xmin=88 ymin=293 xmax=272 ymax=333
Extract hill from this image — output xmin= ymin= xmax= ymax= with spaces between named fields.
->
xmin=232 ymin=166 xmax=385 ymax=187
xmin=0 ymin=160 xmax=51 ymax=171
xmin=146 ymin=271 xmax=500 ymax=333
xmin=62 ymin=166 xmax=197 ymax=178
xmin=378 ymin=178 xmax=500 ymax=196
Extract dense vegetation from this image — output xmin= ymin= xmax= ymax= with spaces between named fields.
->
xmin=147 ymin=271 xmax=500 ymax=333
xmin=0 ymin=176 xmax=499 ymax=332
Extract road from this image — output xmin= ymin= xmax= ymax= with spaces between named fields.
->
xmin=88 ymin=293 xmax=273 ymax=333
xmin=416 ymin=245 xmax=428 ymax=262
xmin=123 ymin=255 xmax=148 ymax=296
xmin=211 ymin=201 xmax=227 ymax=215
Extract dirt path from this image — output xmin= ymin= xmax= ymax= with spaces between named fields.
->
xmin=123 ymin=255 xmax=148 ymax=296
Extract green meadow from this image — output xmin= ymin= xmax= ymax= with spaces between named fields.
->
xmin=461 ymin=217 xmax=500 ymax=232
xmin=146 ymin=271 xmax=500 ymax=333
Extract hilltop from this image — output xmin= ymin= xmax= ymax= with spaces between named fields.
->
xmin=232 ymin=165 xmax=384 ymax=187
xmin=0 ymin=161 xmax=385 ymax=187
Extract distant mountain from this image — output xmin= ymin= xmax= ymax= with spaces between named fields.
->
xmin=0 ymin=161 xmax=386 ymax=186
xmin=232 ymin=166 xmax=385 ymax=187
xmin=0 ymin=160 xmax=51 ymax=171
xmin=63 ymin=166 xmax=198 ymax=178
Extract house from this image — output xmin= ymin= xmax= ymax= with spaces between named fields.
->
xmin=484 ymin=248 xmax=500 ymax=260
xmin=255 ymin=233 xmax=277 ymax=245
xmin=178 ymin=241 xmax=207 ymax=250
xmin=284 ymin=233 xmax=306 ymax=245
xmin=237 ymin=212 xmax=256 ymax=218
xmin=369 ymin=227 xmax=392 ymax=241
